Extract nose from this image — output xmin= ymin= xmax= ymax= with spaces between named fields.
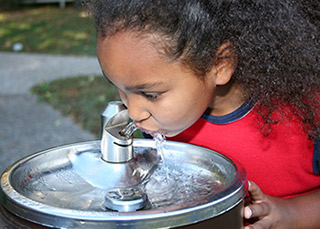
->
xmin=118 ymin=90 xmax=150 ymax=122
xmin=126 ymin=96 xmax=150 ymax=122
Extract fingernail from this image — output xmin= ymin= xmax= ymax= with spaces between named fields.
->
xmin=244 ymin=207 xmax=252 ymax=219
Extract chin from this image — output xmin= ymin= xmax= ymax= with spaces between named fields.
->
xmin=163 ymin=130 xmax=183 ymax=138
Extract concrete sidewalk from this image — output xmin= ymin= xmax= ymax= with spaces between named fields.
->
xmin=0 ymin=52 xmax=103 ymax=173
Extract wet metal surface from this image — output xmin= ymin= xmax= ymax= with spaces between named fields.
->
xmin=1 ymin=139 xmax=247 ymax=228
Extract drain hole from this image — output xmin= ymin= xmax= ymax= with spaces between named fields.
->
xmin=104 ymin=187 xmax=148 ymax=212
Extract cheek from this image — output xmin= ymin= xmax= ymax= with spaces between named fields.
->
xmin=154 ymin=104 xmax=201 ymax=136
xmin=169 ymin=83 xmax=213 ymax=127
xmin=154 ymin=91 xmax=209 ymax=129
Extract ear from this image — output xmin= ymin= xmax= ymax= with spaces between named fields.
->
xmin=210 ymin=42 xmax=237 ymax=85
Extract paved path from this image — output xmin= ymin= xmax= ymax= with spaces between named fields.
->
xmin=0 ymin=52 xmax=102 ymax=173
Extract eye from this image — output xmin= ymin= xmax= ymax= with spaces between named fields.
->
xmin=141 ymin=92 xmax=159 ymax=100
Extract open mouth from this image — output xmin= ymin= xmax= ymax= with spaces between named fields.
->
xmin=136 ymin=125 xmax=178 ymax=138
xmin=139 ymin=128 xmax=158 ymax=136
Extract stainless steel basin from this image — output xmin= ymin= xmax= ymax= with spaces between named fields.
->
xmin=0 ymin=139 xmax=247 ymax=228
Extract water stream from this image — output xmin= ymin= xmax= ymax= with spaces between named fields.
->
xmin=141 ymin=133 xmax=225 ymax=209
xmin=152 ymin=133 xmax=169 ymax=180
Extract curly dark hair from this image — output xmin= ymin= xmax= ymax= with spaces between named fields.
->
xmin=87 ymin=0 xmax=320 ymax=139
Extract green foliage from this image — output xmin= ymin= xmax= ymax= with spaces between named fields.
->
xmin=2 ymin=6 xmax=144 ymax=138
xmin=0 ymin=6 xmax=96 ymax=55
xmin=32 ymin=75 xmax=144 ymax=138
xmin=32 ymin=75 xmax=120 ymax=137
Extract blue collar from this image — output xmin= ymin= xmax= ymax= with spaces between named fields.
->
xmin=201 ymin=99 xmax=255 ymax=124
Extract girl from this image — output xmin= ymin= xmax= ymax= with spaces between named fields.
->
xmin=87 ymin=0 xmax=320 ymax=228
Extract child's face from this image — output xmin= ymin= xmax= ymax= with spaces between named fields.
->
xmin=97 ymin=32 xmax=216 ymax=137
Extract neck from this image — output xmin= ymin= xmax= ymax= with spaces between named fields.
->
xmin=208 ymin=80 xmax=247 ymax=116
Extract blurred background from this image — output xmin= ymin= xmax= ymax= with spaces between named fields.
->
xmin=0 ymin=0 xmax=122 ymax=173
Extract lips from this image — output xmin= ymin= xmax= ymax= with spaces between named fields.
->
xmin=136 ymin=125 xmax=178 ymax=137
xmin=135 ymin=125 xmax=160 ymax=136
xmin=138 ymin=127 xmax=158 ymax=136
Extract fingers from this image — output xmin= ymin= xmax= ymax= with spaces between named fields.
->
xmin=248 ymin=181 xmax=265 ymax=202
xmin=244 ymin=206 xmax=253 ymax=219
xmin=244 ymin=217 xmax=273 ymax=229
xmin=244 ymin=201 xmax=271 ymax=219
xmin=244 ymin=181 xmax=271 ymax=219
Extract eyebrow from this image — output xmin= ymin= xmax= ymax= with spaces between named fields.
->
xmin=101 ymin=70 xmax=165 ymax=91
xmin=125 ymin=82 xmax=165 ymax=91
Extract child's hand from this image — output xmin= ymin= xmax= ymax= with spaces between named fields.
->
xmin=244 ymin=181 xmax=295 ymax=229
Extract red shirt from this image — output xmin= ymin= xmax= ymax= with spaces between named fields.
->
xmin=169 ymin=100 xmax=320 ymax=198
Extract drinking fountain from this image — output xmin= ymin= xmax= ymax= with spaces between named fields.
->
xmin=0 ymin=101 xmax=247 ymax=228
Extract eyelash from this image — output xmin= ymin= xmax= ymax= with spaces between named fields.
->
xmin=141 ymin=92 xmax=159 ymax=101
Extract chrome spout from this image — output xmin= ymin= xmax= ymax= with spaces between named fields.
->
xmin=100 ymin=101 xmax=126 ymax=137
xmin=100 ymin=101 xmax=137 ymax=163
xmin=119 ymin=122 xmax=138 ymax=138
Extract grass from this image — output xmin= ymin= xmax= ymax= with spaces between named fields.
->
xmin=0 ymin=5 xmax=96 ymax=55
xmin=32 ymin=75 xmax=119 ymax=137
xmin=3 ymin=5 xmax=143 ymax=138
xmin=31 ymin=75 xmax=144 ymax=138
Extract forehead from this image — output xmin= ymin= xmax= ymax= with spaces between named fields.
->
xmin=97 ymin=31 xmax=197 ymax=88
xmin=98 ymin=32 xmax=163 ymax=73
